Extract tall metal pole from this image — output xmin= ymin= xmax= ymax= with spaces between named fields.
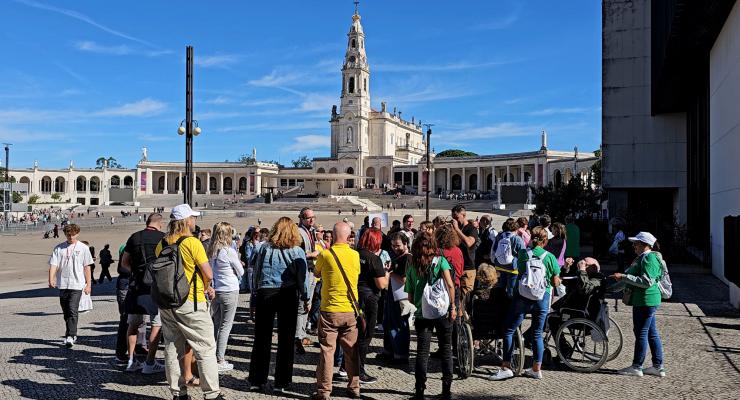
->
xmin=185 ymin=46 xmax=194 ymax=206
xmin=3 ymin=143 xmax=10 ymax=229
xmin=423 ymin=125 xmax=433 ymax=222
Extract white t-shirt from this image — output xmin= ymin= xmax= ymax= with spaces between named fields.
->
xmin=49 ymin=241 xmax=94 ymax=290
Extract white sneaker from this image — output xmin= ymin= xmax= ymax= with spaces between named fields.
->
xmin=64 ymin=336 xmax=74 ymax=348
xmin=617 ymin=366 xmax=643 ymax=377
xmin=488 ymin=368 xmax=514 ymax=381
xmin=643 ymin=366 xmax=666 ymax=377
xmin=126 ymin=359 xmax=144 ymax=372
xmin=141 ymin=361 xmax=165 ymax=374
xmin=523 ymin=368 xmax=543 ymax=379
xmin=217 ymin=362 xmax=234 ymax=373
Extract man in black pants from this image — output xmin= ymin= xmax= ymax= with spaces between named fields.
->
xmin=48 ymin=224 xmax=93 ymax=348
xmin=98 ymin=244 xmax=114 ymax=283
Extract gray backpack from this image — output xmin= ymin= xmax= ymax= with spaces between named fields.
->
xmin=517 ymin=250 xmax=549 ymax=301
xmin=150 ymin=237 xmax=200 ymax=311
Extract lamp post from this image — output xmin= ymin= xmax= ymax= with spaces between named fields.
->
xmin=423 ymin=125 xmax=433 ymax=222
xmin=177 ymin=46 xmax=202 ymax=206
xmin=3 ymin=143 xmax=11 ymax=229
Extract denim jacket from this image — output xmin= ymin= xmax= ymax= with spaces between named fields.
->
xmin=253 ymin=243 xmax=310 ymax=300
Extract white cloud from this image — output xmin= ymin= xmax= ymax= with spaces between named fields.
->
xmin=470 ymin=4 xmax=522 ymax=31
xmin=241 ymin=97 xmax=294 ymax=107
xmin=374 ymin=60 xmax=512 ymax=72
xmin=95 ymin=98 xmax=167 ymax=117
xmin=195 ymin=54 xmax=241 ymax=68
xmin=218 ymin=121 xmax=326 ymax=133
xmin=205 ymin=96 xmax=232 ymax=105
xmin=438 ymin=122 xmax=539 ymax=143
xmin=74 ymin=40 xmax=172 ymax=57
xmin=380 ymin=86 xmax=476 ymax=105
xmin=299 ymin=94 xmax=335 ymax=112
xmin=528 ymin=107 xmax=592 ymax=116
xmin=14 ymin=0 xmax=158 ymax=48
xmin=248 ymin=70 xmax=304 ymax=87
xmin=286 ymin=135 xmax=330 ymax=152
xmin=75 ymin=40 xmax=131 ymax=55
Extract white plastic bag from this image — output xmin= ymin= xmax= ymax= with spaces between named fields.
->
xmin=78 ymin=292 xmax=93 ymax=312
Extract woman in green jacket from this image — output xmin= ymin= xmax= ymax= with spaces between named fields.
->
xmin=611 ymin=232 xmax=665 ymax=377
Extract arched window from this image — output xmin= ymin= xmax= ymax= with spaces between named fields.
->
xmin=195 ymin=177 xmax=202 ymax=191
xmin=347 ymin=126 xmax=353 ymax=143
xmin=451 ymin=174 xmax=462 ymax=191
xmin=209 ymin=177 xmax=217 ymax=192
xmin=329 ymin=167 xmax=338 ymax=174
xmin=345 ymin=167 xmax=355 ymax=189
xmin=317 ymin=168 xmax=326 ymax=173
xmin=239 ymin=177 xmax=247 ymax=192
xmin=351 ymin=39 xmax=356 ymax=48
xmin=223 ymin=177 xmax=233 ymax=192
xmin=469 ymin=174 xmax=478 ymax=191
xmin=54 ymin=177 xmax=65 ymax=193
xmin=76 ymin=176 xmax=87 ymax=192
xmin=554 ymin=170 xmax=563 ymax=187
xmin=90 ymin=177 xmax=100 ymax=192
xmin=110 ymin=175 xmax=120 ymax=187
xmin=123 ymin=176 xmax=133 ymax=187
xmin=364 ymin=78 xmax=367 ymax=91
xmin=157 ymin=176 xmax=165 ymax=192
xmin=348 ymin=77 xmax=355 ymax=94
xmin=41 ymin=176 xmax=52 ymax=193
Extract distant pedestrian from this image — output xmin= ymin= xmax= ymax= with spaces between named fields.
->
xmin=48 ymin=224 xmax=93 ymax=348
xmin=98 ymin=244 xmax=114 ymax=283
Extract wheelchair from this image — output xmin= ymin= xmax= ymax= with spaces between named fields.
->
xmin=456 ymin=287 xmax=525 ymax=378
xmin=542 ymin=279 xmax=623 ymax=372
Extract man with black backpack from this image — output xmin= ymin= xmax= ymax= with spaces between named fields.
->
xmin=152 ymin=204 xmax=222 ymax=400
xmin=120 ymin=213 xmax=166 ymax=374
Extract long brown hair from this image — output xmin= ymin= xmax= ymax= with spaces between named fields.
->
xmin=411 ymin=232 xmax=439 ymax=277
xmin=435 ymin=223 xmax=459 ymax=249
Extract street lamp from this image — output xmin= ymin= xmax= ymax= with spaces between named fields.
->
xmin=178 ymin=46 xmax=201 ymax=207
xmin=3 ymin=143 xmax=11 ymax=229
xmin=423 ymin=125 xmax=433 ymax=222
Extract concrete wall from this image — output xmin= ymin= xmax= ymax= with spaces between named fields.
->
xmin=709 ymin=2 xmax=740 ymax=308
xmin=602 ymin=0 xmax=688 ymax=223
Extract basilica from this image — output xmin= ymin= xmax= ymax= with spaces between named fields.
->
xmin=4 ymin=6 xmax=596 ymax=206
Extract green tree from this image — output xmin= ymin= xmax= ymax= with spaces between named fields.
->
xmin=435 ymin=149 xmax=478 ymax=158
xmin=95 ymin=157 xmax=123 ymax=169
xmin=12 ymin=192 xmax=22 ymax=203
xmin=237 ymin=154 xmax=255 ymax=164
xmin=0 ymin=176 xmax=16 ymax=183
xmin=533 ymin=177 xmax=602 ymax=222
xmin=291 ymin=156 xmax=312 ymax=168
xmin=50 ymin=193 xmax=62 ymax=202
xmin=590 ymin=149 xmax=602 ymax=186
xmin=28 ymin=194 xmax=39 ymax=204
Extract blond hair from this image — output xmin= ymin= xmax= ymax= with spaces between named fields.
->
xmin=477 ymin=263 xmax=499 ymax=288
xmin=165 ymin=218 xmax=193 ymax=243
xmin=208 ymin=222 xmax=234 ymax=259
xmin=269 ymin=217 xmax=302 ymax=249
xmin=530 ymin=226 xmax=549 ymax=248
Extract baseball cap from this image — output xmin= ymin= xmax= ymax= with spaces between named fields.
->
xmin=628 ymin=232 xmax=657 ymax=246
xmin=171 ymin=204 xmax=201 ymax=221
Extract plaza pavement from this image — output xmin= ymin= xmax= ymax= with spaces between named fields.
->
xmin=0 ymin=213 xmax=738 ymax=399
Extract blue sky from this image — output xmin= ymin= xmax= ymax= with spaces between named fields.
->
xmin=0 ymin=0 xmax=601 ymax=169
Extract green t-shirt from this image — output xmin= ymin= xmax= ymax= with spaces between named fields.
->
xmin=625 ymin=252 xmax=662 ymax=307
xmin=516 ymin=247 xmax=561 ymax=294
xmin=405 ymin=256 xmax=451 ymax=319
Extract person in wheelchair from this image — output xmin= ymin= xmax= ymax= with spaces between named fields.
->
xmin=552 ymin=257 xmax=603 ymax=314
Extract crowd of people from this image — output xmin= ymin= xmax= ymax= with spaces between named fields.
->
xmin=46 ymin=204 xmax=668 ymax=400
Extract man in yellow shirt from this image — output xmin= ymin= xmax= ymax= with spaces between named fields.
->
xmin=156 ymin=204 xmax=223 ymax=400
xmin=312 ymin=222 xmax=361 ymax=400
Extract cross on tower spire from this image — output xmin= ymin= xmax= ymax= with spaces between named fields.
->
xmin=354 ymin=0 xmax=359 ymax=15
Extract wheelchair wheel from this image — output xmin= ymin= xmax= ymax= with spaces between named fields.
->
xmin=511 ymin=327 xmax=525 ymax=376
xmin=606 ymin=316 xmax=623 ymax=362
xmin=456 ymin=320 xmax=474 ymax=378
xmin=555 ymin=318 xmax=608 ymax=372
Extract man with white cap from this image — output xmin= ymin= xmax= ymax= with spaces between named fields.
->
xmin=611 ymin=231 xmax=666 ymax=378
xmin=156 ymin=204 xmax=224 ymax=400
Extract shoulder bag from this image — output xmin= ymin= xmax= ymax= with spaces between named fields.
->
xmin=328 ymin=248 xmax=367 ymax=332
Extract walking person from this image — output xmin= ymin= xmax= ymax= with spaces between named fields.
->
xmin=489 ymin=226 xmax=562 ymax=380
xmin=208 ymin=222 xmax=245 ymax=373
xmin=120 ymin=213 xmax=167 ymax=374
xmin=612 ymin=232 xmax=666 ymax=377
xmin=248 ymin=217 xmax=309 ymax=394
xmin=356 ymin=228 xmax=389 ymax=384
xmin=48 ymin=224 xmax=93 ymax=347
xmin=98 ymin=244 xmax=114 ymax=283
xmin=405 ymin=232 xmax=457 ymax=400
xmin=312 ymin=222 xmax=361 ymax=400
xmin=155 ymin=204 xmax=223 ymax=400
xmin=295 ymin=207 xmax=320 ymax=355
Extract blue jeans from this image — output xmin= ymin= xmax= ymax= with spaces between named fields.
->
xmin=495 ymin=271 xmax=517 ymax=298
xmin=502 ymin=291 xmax=550 ymax=365
xmin=632 ymin=306 xmax=664 ymax=368
xmin=382 ymin=295 xmax=410 ymax=359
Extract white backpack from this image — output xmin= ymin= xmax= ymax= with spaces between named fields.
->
xmin=518 ymin=250 xmax=549 ymax=301
xmin=493 ymin=232 xmax=515 ymax=266
xmin=653 ymin=252 xmax=673 ymax=299
xmin=421 ymin=257 xmax=450 ymax=319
